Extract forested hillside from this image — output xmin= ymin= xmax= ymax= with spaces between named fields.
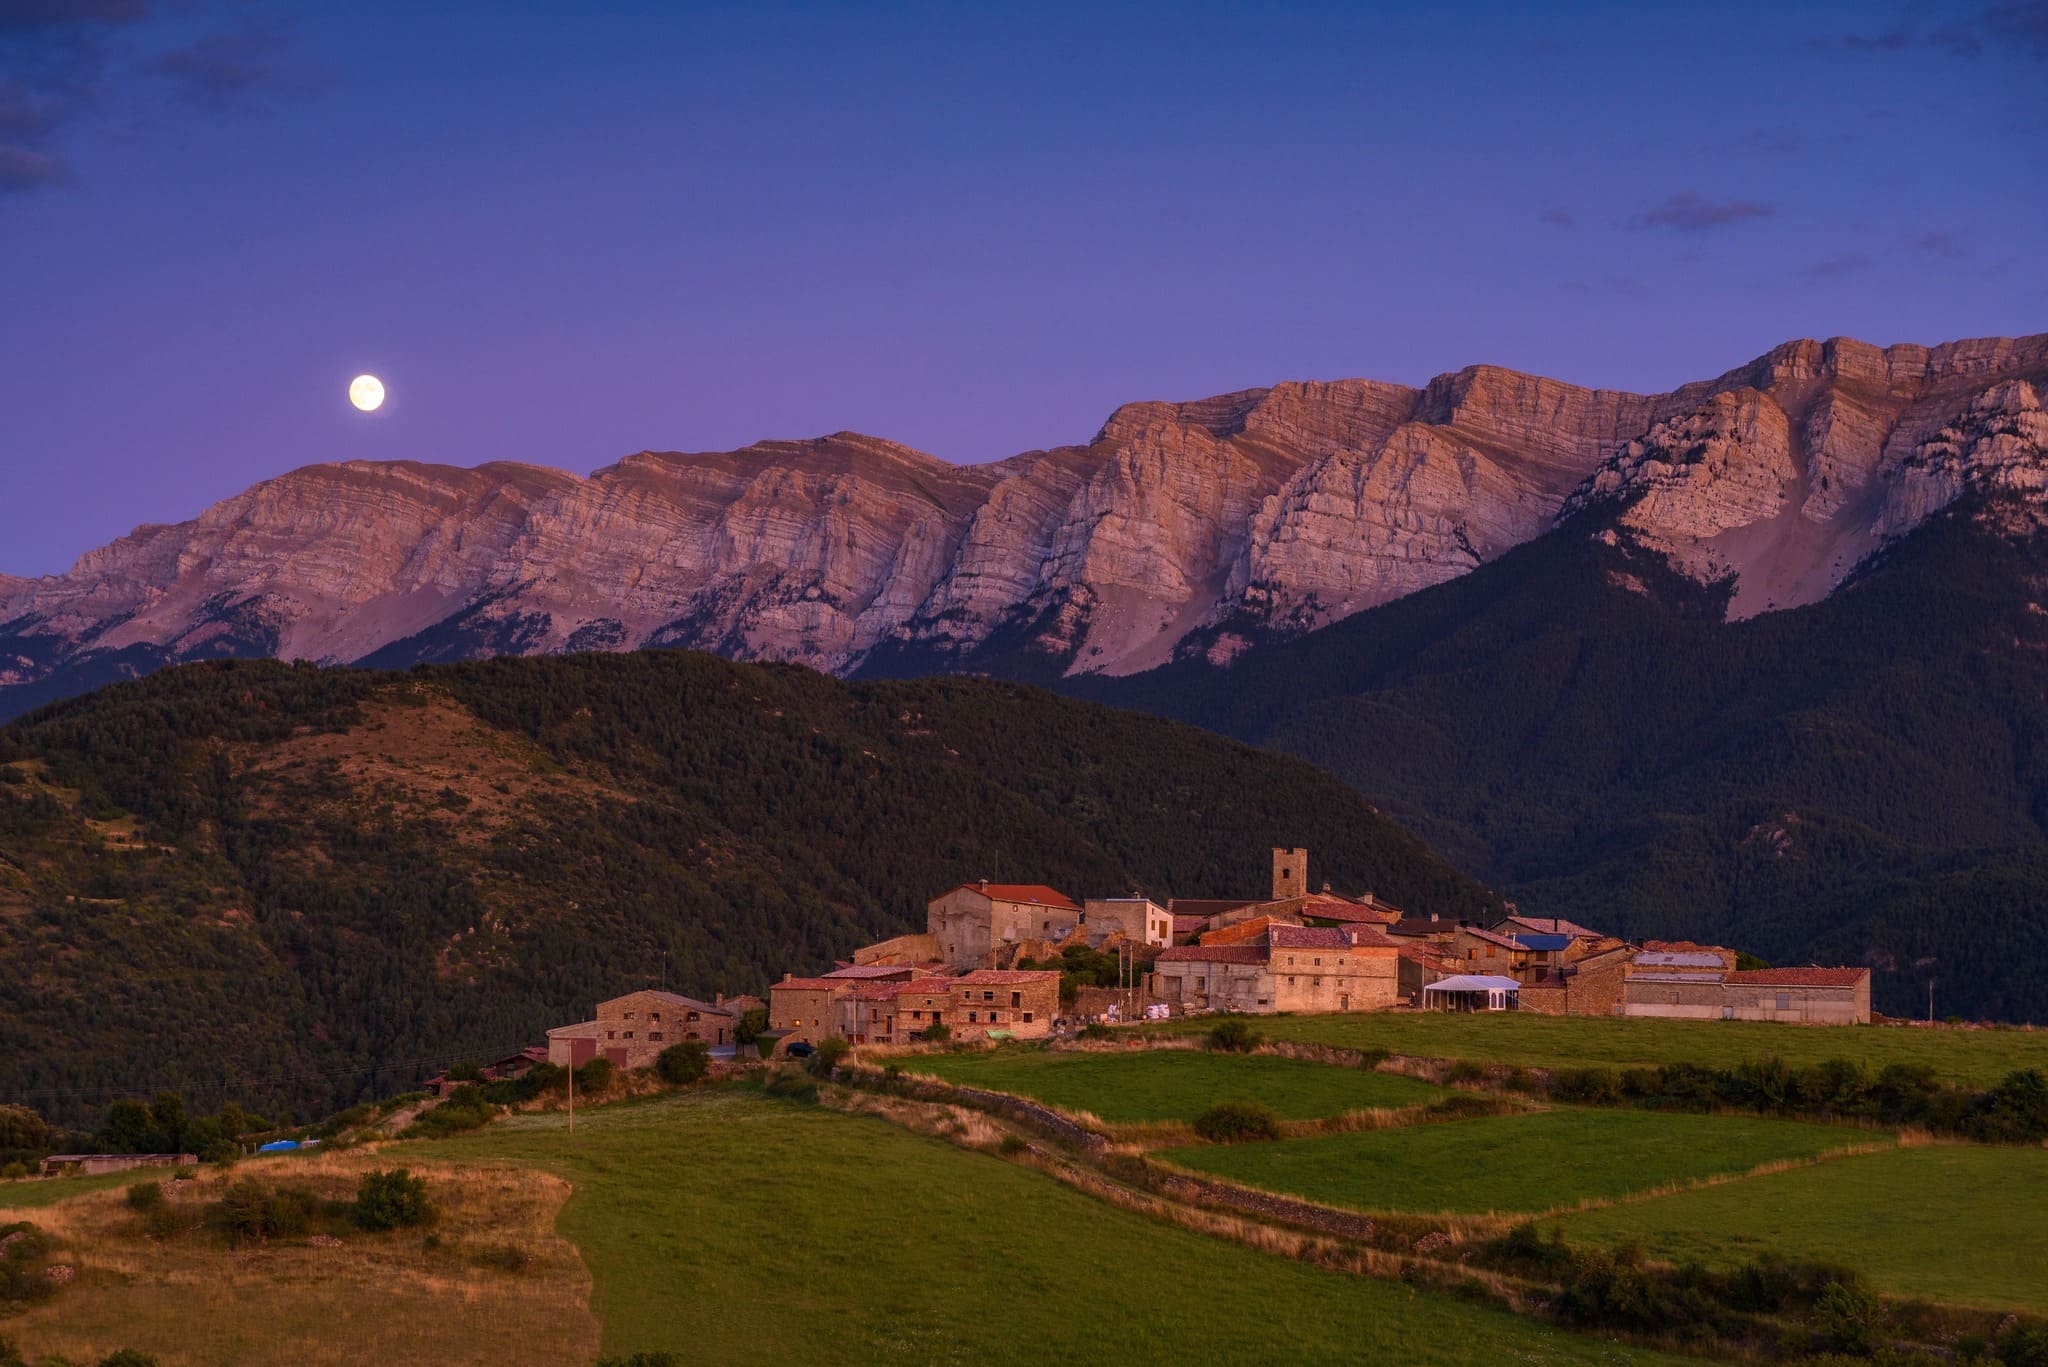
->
xmin=0 ymin=652 xmax=1497 ymax=1127
xmin=1083 ymin=494 xmax=2048 ymax=1024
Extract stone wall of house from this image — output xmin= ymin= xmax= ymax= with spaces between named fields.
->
xmin=1153 ymin=959 xmax=1273 ymax=1012
xmin=1522 ymin=952 xmax=1629 ymax=1016
xmin=770 ymin=984 xmax=844 ymax=1044
xmin=1622 ymin=977 xmax=1868 ymax=1024
xmin=1083 ymin=898 xmax=1171 ymax=947
xmin=592 ymin=990 xmax=734 ymax=1069
xmin=1270 ymin=947 xmax=1400 ymax=1013
xmin=853 ymin=932 xmax=937 ymax=966
xmin=950 ymin=975 xmax=1060 ymax=1040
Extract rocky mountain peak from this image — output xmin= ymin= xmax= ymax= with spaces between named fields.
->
xmin=3 ymin=331 xmax=2044 ymax=714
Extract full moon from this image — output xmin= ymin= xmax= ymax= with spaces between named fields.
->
xmin=348 ymin=374 xmax=385 ymax=412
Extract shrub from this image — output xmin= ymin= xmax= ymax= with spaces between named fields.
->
xmin=124 ymin=1180 xmax=164 ymax=1211
xmin=1445 ymin=1059 xmax=1488 ymax=1085
xmin=576 ymin=1057 xmax=615 ymax=1095
xmin=353 ymin=1169 xmax=434 ymax=1231
xmin=446 ymin=1060 xmax=484 ymax=1082
xmin=998 ymin=1134 xmax=1028 ymax=1157
xmin=920 ymin=1021 xmax=953 ymax=1044
xmin=0 ymin=1163 xmax=25 ymax=1182
xmin=1205 ymin=1018 xmax=1261 ymax=1053
xmin=807 ymin=1037 xmax=850 ymax=1077
xmin=761 ymin=1069 xmax=818 ymax=1104
xmin=1078 ymin=1022 xmax=1113 ymax=1041
xmin=598 ymin=1354 xmax=684 ymax=1367
xmin=1997 ymin=1320 xmax=2048 ymax=1367
xmin=97 ymin=1353 xmax=161 ymax=1367
xmin=733 ymin=1007 xmax=770 ymax=1045
xmin=1811 ymin=1279 xmax=1878 ymax=1355
xmin=216 ymin=1179 xmax=272 ymax=1241
xmin=1193 ymin=1101 xmax=1280 ymax=1143
xmin=1550 ymin=1066 xmax=1621 ymax=1104
xmin=0 ymin=1221 xmax=55 ymax=1307
xmin=0 ymin=1104 xmax=47 ymax=1153
xmin=655 ymin=1041 xmax=710 ymax=1086
xmin=142 ymin=1201 xmax=188 ymax=1240
xmin=0 ymin=1334 xmax=22 ymax=1367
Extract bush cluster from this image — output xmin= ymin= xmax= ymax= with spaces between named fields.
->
xmin=1545 ymin=1059 xmax=2048 ymax=1143
xmin=353 ymin=1168 xmax=435 ymax=1231
xmin=1193 ymin=1101 xmax=1280 ymax=1143
xmin=0 ymin=1222 xmax=55 ymax=1309
xmin=1204 ymin=1019 xmax=1261 ymax=1053
xmin=1485 ymin=1224 xmax=1874 ymax=1348
xmin=761 ymin=1069 xmax=819 ymax=1105
xmin=655 ymin=1041 xmax=710 ymax=1086
xmin=401 ymin=1084 xmax=499 ymax=1140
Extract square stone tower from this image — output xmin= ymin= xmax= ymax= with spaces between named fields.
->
xmin=1271 ymin=847 xmax=1308 ymax=900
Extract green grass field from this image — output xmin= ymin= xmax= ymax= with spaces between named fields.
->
xmin=406 ymin=1087 xmax=1676 ymax=1364
xmin=1144 ymin=1013 xmax=2048 ymax=1087
xmin=1559 ymin=1143 xmax=2048 ymax=1315
xmin=1162 ymin=1106 xmax=1880 ymax=1216
xmin=901 ymin=1047 xmax=1442 ymax=1123
xmin=0 ymin=1169 xmax=156 ymax=1210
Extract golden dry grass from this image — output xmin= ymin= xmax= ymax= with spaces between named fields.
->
xmin=0 ymin=1153 xmax=598 ymax=1366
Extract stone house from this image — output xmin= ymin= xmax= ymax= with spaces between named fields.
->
xmin=1623 ymin=964 xmax=1871 ymax=1024
xmin=1384 ymin=910 xmax=1464 ymax=945
xmin=851 ymin=932 xmax=939 ymax=966
xmin=928 ymin=882 xmax=1081 ymax=970
xmin=1152 ymin=943 xmax=1271 ymax=1012
xmin=553 ymin=989 xmax=741 ymax=1071
xmin=1453 ymin=925 xmax=1541 ymax=975
xmin=1083 ymin=896 xmax=1172 ymax=947
xmin=1517 ymin=944 xmax=1633 ymax=1016
xmin=1268 ymin=924 xmax=1401 ymax=1013
xmin=769 ymin=976 xmax=852 ymax=1046
xmin=948 ymin=969 xmax=1060 ymax=1040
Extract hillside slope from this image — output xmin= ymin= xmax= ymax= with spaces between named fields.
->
xmin=0 ymin=652 xmax=1497 ymax=1126
xmin=4 ymin=333 xmax=2041 ymax=718
xmin=1081 ymin=491 xmax=2048 ymax=1023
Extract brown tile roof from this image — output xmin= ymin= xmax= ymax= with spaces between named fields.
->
xmin=1500 ymin=914 xmax=1602 ymax=939
xmin=1725 ymin=968 xmax=1869 ymax=988
xmin=849 ymin=984 xmax=899 ymax=1002
xmin=1170 ymin=913 xmax=1212 ymax=936
xmin=1303 ymin=901 xmax=1400 ymax=925
xmin=1155 ymin=945 xmax=1267 ymax=964
xmin=823 ymin=964 xmax=916 ymax=980
xmin=1460 ymin=925 xmax=1528 ymax=951
xmin=950 ymin=883 xmax=1079 ymax=911
xmin=951 ymin=969 xmax=1061 ymax=985
xmin=1269 ymin=925 xmax=1352 ymax=950
xmin=1200 ymin=916 xmax=1282 ymax=947
xmin=1386 ymin=914 xmax=1461 ymax=936
xmin=1167 ymin=898 xmax=1261 ymax=918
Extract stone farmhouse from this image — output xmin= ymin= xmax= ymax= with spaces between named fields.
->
xmin=771 ymin=965 xmax=1062 ymax=1046
xmin=928 ymin=881 xmax=1082 ymax=969
xmin=1152 ymin=923 xmax=1401 ymax=1014
xmin=547 ymin=988 xmax=754 ymax=1069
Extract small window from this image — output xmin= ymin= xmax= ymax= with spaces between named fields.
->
xmin=624 ymin=1011 xmax=635 ymax=1020
xmin=1313 ymin=957 xmax=1322 ymax=967
xmin=651 ymin=1011 xmax=661 ymax=1022
xmin=1776 ymin=992 xmax=1792 ymax=1011
xmin=1287 ymin=976 xmax=1296 ymax=986
xmin=1022 ymin=1012 xmax=1034 ymax=1023
xmin=983 ymin=990 xmax=995 ymax=1002
xmin=606 ymin=1030 xmax=616 ymax=1040
xmin=624 ymin=1030 xmax=634 ymax=1039
xmin=1313 ymin=978 xmax=1321 ymax=988
xmin=650 ymin=1032 xmax=664 ymax=1042
xmin=969 ymin=1010 xmax=979 ymax=1022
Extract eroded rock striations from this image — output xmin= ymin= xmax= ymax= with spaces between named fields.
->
xmin=3 ymin=332 xmax=2045 ymax=710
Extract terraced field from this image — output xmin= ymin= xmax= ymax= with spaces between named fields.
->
xmin=901 ymin=1045 xmax=1442 ymax=1122
xmin=1143 ymin=1012 xmax=2048 ymax=1087
xmin=1160 ymin=1106 xmax=1880 ymax=1215
xmin=1559 ymin=1142 xmax=2048 ymax=1314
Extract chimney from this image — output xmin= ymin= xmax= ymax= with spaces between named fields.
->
xmin=978 ymin=878 xmax=988 ymax=891
xmin=782 ymin=972 xmax=792 ymax=982
xmin=715 ymin=991 xmax=725 ymax=1007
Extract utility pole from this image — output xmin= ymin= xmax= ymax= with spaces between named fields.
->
xmin=567 ymin=1054 xmax=575 ymax=1137
xmin=1928 ymin=978 xmax=1935 ymax=1025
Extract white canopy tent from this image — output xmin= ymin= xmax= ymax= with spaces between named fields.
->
xmin=1420 ymin=974 xmax=1522 ymax=1012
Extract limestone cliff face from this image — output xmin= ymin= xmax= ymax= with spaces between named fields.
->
xmin=3 ymin=331 xmax=2044 ymax=704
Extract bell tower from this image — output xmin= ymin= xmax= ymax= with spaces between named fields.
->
xmin=1271 ymin=847 xmax=1308 ymax=900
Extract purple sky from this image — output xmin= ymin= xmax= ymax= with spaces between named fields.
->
xmin=2 ymin=0 xmax=2044 ymax=576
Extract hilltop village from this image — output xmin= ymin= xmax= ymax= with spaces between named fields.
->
xmin=540 ymin=847 xmax=1873 ymax=1071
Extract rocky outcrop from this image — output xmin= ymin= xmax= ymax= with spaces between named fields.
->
xmin=3 ymin=331 xmax=2045 ymax=709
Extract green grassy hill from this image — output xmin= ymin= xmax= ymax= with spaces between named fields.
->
xmin=1082 ymin=495 xmax=2048 ymax=1023
xmin=0 ymin=651 xmax=1498 ymax=1128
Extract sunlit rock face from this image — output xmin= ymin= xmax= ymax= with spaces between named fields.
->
xmin=3 ymin=332 xmax=2044 ymax=702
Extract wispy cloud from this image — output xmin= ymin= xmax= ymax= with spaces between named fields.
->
xmin=0 ymin=2 xmax=325 ymax=201
xmin=1829 ymin=1 xmax=2048 ymax=60
xmin=1539 ymin=206 xmax=1575 ymax=228
xmin=1639 ymin=191 xmax=1775 ymax=231
xmin=1914 ymin=229 xmax=1972 ymax=260
xmin=147 ymin=23 xmax=325 ymax=112
xmin=1803 ymin=251 xmax=1873 ymax=280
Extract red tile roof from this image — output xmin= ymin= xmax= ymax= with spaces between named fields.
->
xmin=772 ymin=978 xmax=848 ymax=993
xmin=949 ymin=883 xmax=1079 ymax=911
xmin=823 ymin=964 xmax=917 ymax=980
xmin=1725 ymin=968 xmax=1869 ymax=988
xmin=951 ymin=969 xmax=1061 ymax=985
xmin=1303 ymin=901 xmax=1399 ymax=925
xmin=1170 ymin=913 xmax=1212 ymax=936
xmin=1200 ymin=916 xmax=1282 ymax=947
xmin=849 ymin=984 xmax=899 ymax=1001
xmin=888 ymin=977 xmax=957 ymax=997
xmin=1155 ymin=944 xmax=1268 ymax=964
xmin=1269 ymin=925 xmax=1351 ymax=949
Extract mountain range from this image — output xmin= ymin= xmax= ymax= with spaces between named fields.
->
xmin=4 ymin=333 xmax=2042 ymax=715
